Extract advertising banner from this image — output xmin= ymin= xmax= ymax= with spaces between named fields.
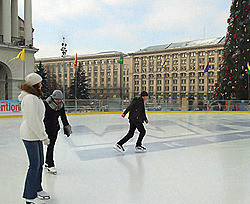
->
xmin=0 ymin=100 xmax=20 ymax=114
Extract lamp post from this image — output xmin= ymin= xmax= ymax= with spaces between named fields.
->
xmin=60 ymin=37 xmax=67 ymax=100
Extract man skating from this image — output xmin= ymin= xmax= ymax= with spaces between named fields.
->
xmin=43 ymin=90 xmax=72 ymax=175
xmin=114 ymin=91 xmax=149 ymax=153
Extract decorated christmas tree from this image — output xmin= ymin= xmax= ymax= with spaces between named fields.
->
xmin=67 ymin=63 xmax=90 ymax=99
xmin=214 ymin=0 xmax=250 ymax=100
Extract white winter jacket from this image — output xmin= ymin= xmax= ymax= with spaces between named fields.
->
xmin=18 ymin=91 xmax=47 ymax=141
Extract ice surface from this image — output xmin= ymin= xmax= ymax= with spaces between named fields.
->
xmin=0 ymin=113 xmax=249 ymax=203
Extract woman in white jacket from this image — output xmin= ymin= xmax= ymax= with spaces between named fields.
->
xmin=18 ymin=73 xmax=50 ymax=204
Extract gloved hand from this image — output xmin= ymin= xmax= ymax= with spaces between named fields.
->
xmin=64 ymin=125 xmax=72 ymax=137
xmin=145 ymin=120 xmax=149 ymax=124
xmin=43 ymin=138 xmax=50 ymax=146
xmin=121 ymin=114 xmax=125 ymax=118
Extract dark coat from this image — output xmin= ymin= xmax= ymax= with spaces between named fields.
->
xmin=123 ymin=97 xmax=148 ymax=123
xmin=43 ymin=97 xmax=69 ymax=135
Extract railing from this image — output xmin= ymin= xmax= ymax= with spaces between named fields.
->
xmin=63 ymin=99 xmax=250 ymax=113
xmin=11 ymin=37 xmax=25 ymax=46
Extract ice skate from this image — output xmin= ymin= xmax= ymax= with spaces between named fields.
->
xmin=46 ymin=166 xmax=57 ymax=175
xmin=25 ymin=197 xmax=45 ymax=204
xmin=135 ymin=145 xmax=147 ymax=153
xmin=113 ymin=143 xmax=125 ymax=153
xmin=37 ymin=190 xmax=50 ymax=200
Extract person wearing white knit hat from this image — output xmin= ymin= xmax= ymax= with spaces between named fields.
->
xmin=25 ymin=73 xmax=43 ymax=86
xmin=18 ymin=73 xmax=51 ymax=203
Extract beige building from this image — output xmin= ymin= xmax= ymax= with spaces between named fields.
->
xmin=127 ymin=37 xmax=224 ymax=100
xmin=36 ymin=51 xmax=130 ymax=99
xmin=0 ymin=0 xmax=37 ymax=100
xmin=36 ymin=37 xmax=225 ymax=100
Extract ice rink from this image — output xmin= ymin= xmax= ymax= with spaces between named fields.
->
xmin=0 ymin=113 xmax=250 ymax=204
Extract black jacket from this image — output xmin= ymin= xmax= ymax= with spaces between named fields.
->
xmin=43 ymin=97 xmax=69 ymax=135
xmin=123 ymin=97 xmax=148 ymax=123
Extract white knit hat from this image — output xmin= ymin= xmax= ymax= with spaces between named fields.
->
xmin=25 ymin=73 xmax=42 ymax=86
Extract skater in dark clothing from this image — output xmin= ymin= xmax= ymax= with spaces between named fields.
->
xmin=43 ymin=90 xmax=72 ymax=174
xmin=114 ymin=91 xmax=149 ymax=153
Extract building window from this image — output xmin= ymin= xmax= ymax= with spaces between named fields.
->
xmin=181 ymin=86 xmax=186 ymax=91
xmin=199 ymin=86 xmax=204 ymax=91
xmin=181 ymin=79 xmax=186 ymax=84
xmin=172 ymin=73 xmax=178 ymax=77
xmin=199 ymin=79 xmax=204 ymax=84
xmin=190 ymin=52 xmax=196 ymax=57
xmin=190 ymin=79 xmax=195 ymax=84
xmin=208 ymin=79 xmax=214 ymax=84
xmin=173 ymin=86 xmax=177 ymax=91
xmin=157 ymin=86 xmax=161 ymax=91
xmin=199 ymin=51 xmax=205 ymax=56
xmin=209 ymin=58 xmax=215 ymax=63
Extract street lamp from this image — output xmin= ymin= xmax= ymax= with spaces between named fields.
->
xmin=60 ymin=37 xmax=67 ymax=100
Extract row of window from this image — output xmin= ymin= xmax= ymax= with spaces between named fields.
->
xmin=134 ymin=86 xmax=214 ymax=92
xmin=134 ymin=78 xmax=215 ymax=85
xmin=134 ymin=72 xmax=214 ymax=78
xmin=134 ymin=50 xmax=222 ymax=62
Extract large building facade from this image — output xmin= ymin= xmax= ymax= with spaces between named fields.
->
xmin=0 ymin=0 xmax=37 ymax=100
xmin=36 ymin=37 xmax=225 ymax=100
xmin=36 ymin=51 xmax=130 ymax=99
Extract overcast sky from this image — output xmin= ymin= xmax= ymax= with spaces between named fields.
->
xmin=18 ymin=0 xmax=232 ymax=59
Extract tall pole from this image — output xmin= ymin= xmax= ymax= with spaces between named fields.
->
xmin=74 ymin=65 xmax=78 ymax=112
xmin=248 ymin=73 xmax=249 ymax=100
xmin=60 ymin=37 xmax=67 ymax=101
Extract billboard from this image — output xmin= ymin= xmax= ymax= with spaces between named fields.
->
xmin=0 ymin=100 xmax=20 ymax=114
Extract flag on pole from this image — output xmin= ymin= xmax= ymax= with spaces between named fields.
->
xmin=9 ymin=48 xmax=25 ymax=62
xmin=73 ymin=53 xmax=77 ymax=67
xmin=204 ymin=62 xmax=209 ymax=73
xmin=160 ymin=60 xmax=167 ymax=70
xmin=246 ymin=62 xmax=250 ymax=74
xmin=118 ymin=56 xmax=124 ymax=64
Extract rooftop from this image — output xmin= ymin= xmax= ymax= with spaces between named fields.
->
xmin=138 ymin=36 xmax=225 ymax=52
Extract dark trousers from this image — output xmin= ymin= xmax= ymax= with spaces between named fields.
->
xmin=23 ymin=140 xmax=44 ymax=199
xmin=45 ymin=132 xmax=58 ymax=168
xmin=118 ymin=119 xmax=146 ymax=147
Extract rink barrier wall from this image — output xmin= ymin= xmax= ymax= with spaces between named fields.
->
xmin=1 ymin=111 xmax=250 ymax=119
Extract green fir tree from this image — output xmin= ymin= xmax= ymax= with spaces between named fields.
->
xmin=35 ymin=61 xmax=50 ymax=98
xmin=67 ymin=63 xmax=90 ymax=99
xmin=214 ymin=0 xmax=250 ymax=100
xmin=35 ymin=61 xmax=59 ymax=98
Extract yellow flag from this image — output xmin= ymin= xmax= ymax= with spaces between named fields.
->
xmin=73 ymin=53 xmax=77 ymax=67
xmin=9 ymin=48 xmax=25 ymax=62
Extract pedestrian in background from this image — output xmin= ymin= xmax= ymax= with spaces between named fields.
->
xmin=114 ymin=91 xmax=149 ymax=153
xmin=18 ymin=73 xmax=50 ymax=204
xmin=43 ymin=90 xmax=72 ymax=175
